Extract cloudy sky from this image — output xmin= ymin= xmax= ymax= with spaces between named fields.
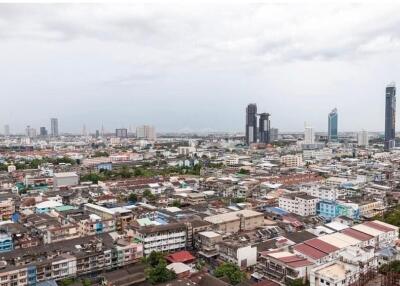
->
xmin=1 ymin=2 xmax=400 ymax=134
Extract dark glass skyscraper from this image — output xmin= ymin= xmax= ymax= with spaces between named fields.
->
xmin=245 ymin=104 xmax=257 ymax=145
xmin=328 ymin=108 xmax=338 ymax=142
xmin=259 ymin=113 xmax=270 ymax=144
xmin=385 ymin=83 xmax=396 ymax=151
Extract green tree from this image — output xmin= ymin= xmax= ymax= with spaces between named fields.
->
xmin=143 ymin=251 xmax=166 ymax=267
xmin=379 ymin=260 xmax=400 ymax=274
xmin=59 ymin=278 xmax=75 ymax=286
xmin=172 ymin=200 xmax=181 ymax=207
xmin=134 ymin=168 xmax=145 ymax=177
xmin=147 ymin=259 xmax=176 ymax=284
xmin=128 ymin=193 xmax=138 ymax=203
xmin=119 ymin=166 xmax=132 ymax=178
xmin=214 ymin=262 xmax=245 ymax=285
xmin=375 ymin=205 xmax=400 ymax=227
xmin=93 ymin=151 xmax=109 ymax=157
xmin=143 ymin=189 xmax=156 ymax=202
xmin=238 ymin=168 xmax=250 ymax=175
xmin=80 ymin=173 xmax=101 ymax=184
xmin=81 ymin=279 xmax=91 ymax=286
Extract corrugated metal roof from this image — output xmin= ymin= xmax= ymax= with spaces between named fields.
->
xmin=304 ymin=238 xmax=339 ymax=253
xmin=294 ymin=243 xmax=327 ymax=259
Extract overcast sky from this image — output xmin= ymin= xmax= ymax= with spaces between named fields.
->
xmin=1 ymin=2 xmax=400 ymax=134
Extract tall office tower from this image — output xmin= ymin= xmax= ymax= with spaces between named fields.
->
xmin=40 ymin=127 xmax=48 ymax=136
xmin=385 ymin=82 xmax=396 ymax=151
xmin=245 ymin=103 xmax=257 ymax=145
xmin=270 ymin=128 xmax=279 ymax=141
xmin=304 ymin=124 xmax=315 ymax=144
xmin=136 ymin=125 xmax=156 ymax=140
xmin=95 ymin=130 xmax=100 ymax=138
xmin=50 ymin=118 xmax=59 ymax=137
xmin=358 ymin=130 xmax=369 ymax=147
xmin=25 ymin=126 xmax=37 ymax=138
xmin=3 ymin=125 xmax=9 ymax=136
xmin=82 ymin=124 xmax=88 ymax=136
xmin=328 ymin=108 xmax=338 ymax=142
xmin=258 ymin=113 xmax=271 ymax=144
xmin=116 ymin=128 xmax=128 ymax=138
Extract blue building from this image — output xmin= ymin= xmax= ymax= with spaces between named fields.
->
xmin=96 ymin=162 xmax=112 ymax=171
xmin=317 ymin=200 xmax=337 ymax=219
xmin=27 ymin=266 xmax=37 ymax=286
xmin=0 ymin=232 xmax=13 ymax=252
xmin=385 ymin=83 xmax=396 ymax=151
xmin=317 ymin=200 xmax=360 ymax=221
xmin=328 ymin=108 xmax=338 ymax=142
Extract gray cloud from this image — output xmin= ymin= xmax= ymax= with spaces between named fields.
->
xmin=1 ymin=3 xmax=400 ymax=133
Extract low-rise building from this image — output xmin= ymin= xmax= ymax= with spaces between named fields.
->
xmin=279 ymin=193 xmax=319 ymax=216
xmin=204 ymin=210 xmax=264 ymax=233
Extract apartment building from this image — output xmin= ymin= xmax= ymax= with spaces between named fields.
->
xmin=195 ymin=231 xmax=222 ymax=258
xmin=77 ymin=214 xmax=116 ymax=236
xmin=218 ymin=240 xmax=257 ymax=268
xmin=255 ymin=250 xmax=314 ymax=284
xmin=0 ymin=197 xmax=15 ymax=220
xmin=280 ymin=154 xmax=303 ymax=167
xmin=44 ymin=224 xmax=80 ymax=244
xmin=279 ymin=193 xmax=319 ymax=216
xmin=134 ymin=223 xmax=187 ymax=256
xmin=204 ymin=210 xmax=264 ymax=233
xmin=0 ymin=234 xmax=143 ymax=285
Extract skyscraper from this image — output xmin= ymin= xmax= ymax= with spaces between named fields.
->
xmin=358 ymin=130 xmax=369 ymax=147
xmin=26 ymin=126 xmax=36 ymax=138
xmin=40 ymin=127 xmax=48 ymax=136
xmin=245 ymin=104 xmax=257 ymax=145
xmin=304 ymin=124 xmax=315 ymax=144
xmin=385 ymin=82 xmax=396 ymax=151
xmin=50 ymin=118 xmax=59 ymax=137
xmin=136 ymin=125 xmax=156 ymax=140
xmin=116 ymin=128 xmax=128 ymax=138
xmin=270 ymin=128 xmax=279 ymax=141
xmin=259 ymin=113 xmax=271 ymax=144
xmin=328 ymin=108 xmax=338 ymax=142
xmin=3 ymin=125 xmax=9 ymax=136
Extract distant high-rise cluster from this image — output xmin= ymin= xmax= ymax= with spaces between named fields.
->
xmin=245 ymin=104 xmax=271 ymax=145
xmin=115 ymin=128 xmax=128 ymax=138
xmin=136 ymin=125 xmax=156 ymax=140
xmin=328 ymin=108 xmax=338 ymax=142
xmin=385 ymin=82 xmax=396 ymax=151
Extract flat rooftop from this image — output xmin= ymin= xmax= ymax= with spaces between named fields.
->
xmin=204 ymin=210 xmax=263 ymax=224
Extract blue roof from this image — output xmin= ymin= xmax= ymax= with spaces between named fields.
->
xmin=264 ymin=207 xmax=288 ymax=215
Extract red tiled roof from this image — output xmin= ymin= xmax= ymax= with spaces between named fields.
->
xmin=294 ymin=243 xmax=327 ymax=259
xmin=304 ymin=238 xmax=339 ymax=253
xmin=363 ymin=221 xmax=394 ymax=233
xmin=341 ymin=228 xmax=373 ymax=241
xmin=279 ymin=255 xmax=305 ymax=263
xmin=286 ymin=260 xmax=314 ymax=268
xmin=166 ymin=251 xmax=195 ymax=263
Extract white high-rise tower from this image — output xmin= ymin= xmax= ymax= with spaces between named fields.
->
xmin=304 ymin=123 xmax=315 ymax=144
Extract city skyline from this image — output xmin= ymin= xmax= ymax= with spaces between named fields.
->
xmin=1 ymin=4 xmax=400 ymax=133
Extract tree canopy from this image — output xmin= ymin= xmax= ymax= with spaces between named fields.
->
xmin=214 ymin=262 xmax=245 ymax=285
